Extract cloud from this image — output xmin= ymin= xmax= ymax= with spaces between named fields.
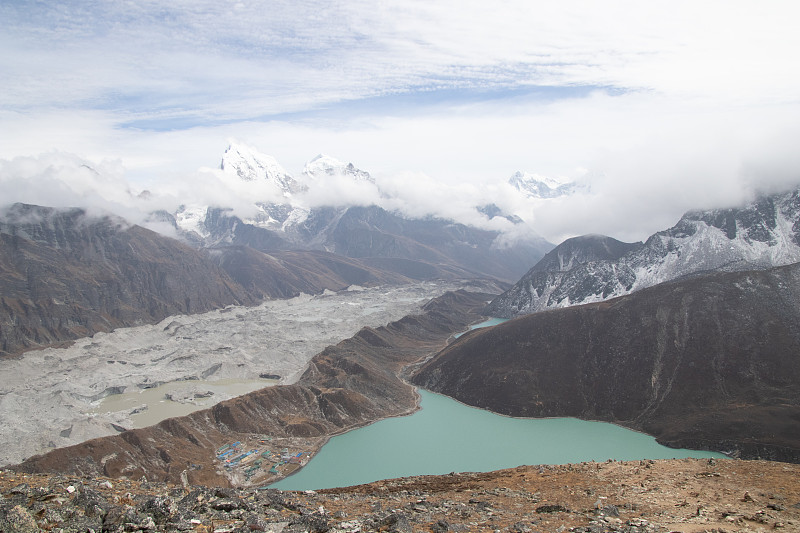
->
xmin=4 ymin=1 xmax=799 ymax=123
xmin=300 ymin=176 xmax=382 ymax=209
xmin=4 ymin=87 xmax=800 ymax=245
xmin=2 ymin=1 xmax=799 ymax=246
xmin=0 ymin=152 xmax=151 ymax=224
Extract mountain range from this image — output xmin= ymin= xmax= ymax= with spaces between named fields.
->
xmin=0 ymin=203 xmax=477 ymax=357
xmin=162 ymin=142 xmax=554 ymax=283
xmin=487 ymin=188 xmax=800 ymax=317
xmin=0 ymin=144 xmax=566 ymax=356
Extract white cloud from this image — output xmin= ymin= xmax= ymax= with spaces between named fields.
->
xmin=4 ymin=1 xmax=799 ymax=119
xmin=0 ymin=152 xmax=147 ymax=222
xmin=299 ymin=175 xmax=383 ymax=209
xmin=2 ymin=1 xmax=799 ymax=246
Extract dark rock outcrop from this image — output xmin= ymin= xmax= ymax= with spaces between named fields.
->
xmin=414 ymin=263 xmax=800 ymax=462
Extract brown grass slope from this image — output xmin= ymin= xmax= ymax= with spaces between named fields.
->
xmin=413 ymin=263 xmax=800 ymax=462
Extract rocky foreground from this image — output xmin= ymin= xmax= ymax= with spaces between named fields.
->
xmin=2 ymin=458 xmax=799 ymax=532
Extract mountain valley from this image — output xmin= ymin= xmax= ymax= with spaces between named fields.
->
xmin=2 ymin=151 xmax=800 ymax=532
xmin=11 ymin=290 xmax=495 ymax=488
xmin=0 ymin=281 xmax=489 ymax=467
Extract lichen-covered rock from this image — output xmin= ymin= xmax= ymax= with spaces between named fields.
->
xmin=2 ymin=505 xmax=40 ymax=532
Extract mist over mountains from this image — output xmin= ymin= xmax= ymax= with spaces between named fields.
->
xmin=0 ymin=142 xmax=559 ymax=356
xmin=167 ymin=141 xmax=555 ymax=247
xmin=0 ymin=143 xmax=570 ymax=245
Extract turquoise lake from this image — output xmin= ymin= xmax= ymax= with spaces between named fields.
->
xmin=270 ymin=388 xmax=724 ymax=490
xmin=453 ymin=317 xmax=509 ymax=338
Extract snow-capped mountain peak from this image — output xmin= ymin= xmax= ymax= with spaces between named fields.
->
xmin=487 ymin=187 xmax=800 ymax=318
xmin=508 ymin=171 xmax=578 ymax=199
xmin=220 ymin=142 xmax=299 ymax=196
xmin=174 ymin=204 xmax=211 ymax=239
xmin=303 ymin=154 xmax=373 ymax=183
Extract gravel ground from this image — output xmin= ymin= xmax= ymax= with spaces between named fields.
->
xmin=2 ymin=458 xmax=799 ymax=532
xmin=0 ymin=281 xmax=487 ymax=467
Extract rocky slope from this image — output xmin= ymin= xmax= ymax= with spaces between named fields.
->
xmin=487 ymin=188 xmax=800 ymax=317
xmin=2 ymin=458 xmax=799 ymax=532
xmin=0 ymin=204 xmax=256 ymax=357
xmin=414 ymin=263 xmax=800 ymax=463
xmin=11 ymin=290 xmax=493 ymax=488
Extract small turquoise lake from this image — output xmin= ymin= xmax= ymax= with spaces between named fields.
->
xmin=270 ymin=388 xmax=723 ymax=490
xmin=453 ymin=317 xmax=509 ymax=338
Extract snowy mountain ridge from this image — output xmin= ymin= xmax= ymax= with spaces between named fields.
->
xmin=486 ymin=188 xmax=800 ymax=317
xmin=303 ymin=154 xmax=374 ymax=183
xmin=176 ymin=143 xmax=553 ymax=244
xmin=508 ymin=171 xmax=581 ymax=199
xmin=176 ymin=143 xmax=585 ymax=242
xmin=176 ymin=145 xmax=377 ymax=237
xmin=220 ymin=142 xmax=300 ymax=196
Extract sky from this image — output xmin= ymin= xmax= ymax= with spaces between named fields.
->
xmin=2 ymin=0 xmax=800 ymax=243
